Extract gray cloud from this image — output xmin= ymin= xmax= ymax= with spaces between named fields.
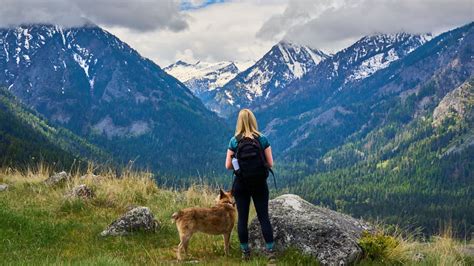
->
xmin=108 ymin=0 xmax=286 ymax=66
xmin=258 ymin=0 xmax=474 ymax=53
xmin=0 ymin=0 xmax=188 ymax=32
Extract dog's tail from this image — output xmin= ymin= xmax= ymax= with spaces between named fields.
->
xmin=171 ymin=211 xmax=182 ymax=223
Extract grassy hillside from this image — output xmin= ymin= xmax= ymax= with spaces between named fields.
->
xmin=0 ymin=166 xmax=472 ymax=265
xmin=0 ymin=88 xmax=109 ymax=171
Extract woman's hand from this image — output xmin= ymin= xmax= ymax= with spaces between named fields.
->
xmin=225 ymin=149 xmax=234 ymax=170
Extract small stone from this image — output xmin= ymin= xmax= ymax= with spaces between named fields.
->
xmin=248 ymin=194 xmax=373 ymax=266
xmin=65 ymin=184 xmax=94 ymax=199
xmin=100 ymin=207 xmax=159 ymax=237
xmin=413 ymin=252 xmax=425 ymax=262
xmin=0 ymin=184 xmax=8 ymax=191
xmin=44 ymin=171 xmax=71 ymax=186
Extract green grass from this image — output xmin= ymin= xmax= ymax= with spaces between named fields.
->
xmin=0 ymin=167 xmax=472 ymax=265
xmin=0 ymin=168 xmax=316 ymax=265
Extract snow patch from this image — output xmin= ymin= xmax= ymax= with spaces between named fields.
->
xmin=72 ymin=49 xmax=95 ymax=89
xmin=347 ymin=48 xmax=399 ymax=81
xmin=225 ymin=90 xmax=234 ymax=105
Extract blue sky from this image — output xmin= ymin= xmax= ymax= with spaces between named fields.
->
xmin=180 ymin=0 xmax=228 ymax=10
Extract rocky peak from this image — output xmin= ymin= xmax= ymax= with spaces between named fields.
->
xmin=433 ymin=79 xmax=474 ymax=126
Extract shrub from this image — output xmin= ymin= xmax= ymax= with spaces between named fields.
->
xmin=359 ymin=231 xmax=399 ymax=261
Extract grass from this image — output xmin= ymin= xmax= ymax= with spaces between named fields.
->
xmin=358 ymin=225 xmax=473 ymax=265
xmin=0 ymin=164 xmax=472 ymax=265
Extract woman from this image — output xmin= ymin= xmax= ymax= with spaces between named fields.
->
xmin=225 ymin=109 xmax=275 ymax=261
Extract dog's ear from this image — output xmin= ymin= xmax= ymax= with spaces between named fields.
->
xmin=219 ymin=189 xmax=225 ymax=199
xmin=229 ymin=190 xmax=233 ymax=196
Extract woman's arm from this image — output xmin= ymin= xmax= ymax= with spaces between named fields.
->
xmin=225 ymin=149 xmax=235 ymax=170
xmin=264 ymin=146 xmax=273 ymax=168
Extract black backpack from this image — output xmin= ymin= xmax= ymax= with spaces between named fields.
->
xmin=234 ymin=134 xmax=269 ymax=182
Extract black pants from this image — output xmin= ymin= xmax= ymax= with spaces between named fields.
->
xmin=233 ymin=178 xmax=274 ymax=245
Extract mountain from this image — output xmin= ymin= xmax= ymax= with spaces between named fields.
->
xmin=0 ymin=87 xmax=108 ymax=170
xmin=164 ymin=60 xmax=240 ymax=102
xmin=205 ymin=41 xmax=329 ymax=117
xmin=294 ymin=78 xmax=474 ymax=236
xmin=0 ymin=24 xmax=230 ymax=175
xmin=261 ymin=23 xmax=473 ymax=236
xmin=254 ymin=33 xmax=433 ymax=158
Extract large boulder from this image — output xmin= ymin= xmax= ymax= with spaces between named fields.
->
xmin=248 ymin=194 xmax=373 ymax=265
xmin=100 ymin=207 xmax=159 ymax=236
xmin=44 ymin=171 xmax=71 ymax=186
xmin=65 ymin=184 xmax=94 ymax=199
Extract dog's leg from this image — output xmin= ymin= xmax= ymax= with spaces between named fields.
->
xmin=177 ymin=230 xmax=189 ymax=261
xmin=177 ymin=237 xmax=184 ymax=261
xmin=181 ymin=232 xmax=192 ymax=257
xmin=223 ymin=232 xmax=231 ymax=256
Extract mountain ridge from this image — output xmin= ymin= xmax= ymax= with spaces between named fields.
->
xmin=205 ymin=41 xmax=329 ymax=117
xmin=0 ymin=24 xmax=230 ymax=175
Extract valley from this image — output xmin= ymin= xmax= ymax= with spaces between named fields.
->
xmin=1 ymin=21 xmax=472 ymax=238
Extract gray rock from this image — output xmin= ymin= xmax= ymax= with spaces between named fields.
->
xmin=44 ymin=171 xmax=71 ymax=186
xmin=413 ymin=252 xmax=426 ymax=262
xmin=65 ymin=184 xmax=94 ymax=199
xmin=0 ymin=184 xmax=8 ymax=191
xmin=100 ymin=207 xmax=159 ymax=237
xmin=248 ymin=194 xmax=373 ymax=266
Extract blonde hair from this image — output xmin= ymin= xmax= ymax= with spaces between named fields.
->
xmin=235 ymin=109 xmax=261 ymax=138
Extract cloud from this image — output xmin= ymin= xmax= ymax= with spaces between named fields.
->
xmin=0 ymin=0 xmax=188 ymax=32
xmin=106 ymin=0 xmax=287 ymax=66
xmin=258 ymin=0 xmax=474 ymax=53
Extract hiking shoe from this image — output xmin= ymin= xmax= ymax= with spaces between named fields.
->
xmin=241 ymin=249 xmax=251 ymax=261
xmin=266 ymin=249 xmax=276 ymax=263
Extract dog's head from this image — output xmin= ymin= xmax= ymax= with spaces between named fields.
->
xmin=217 ymin=189 xmax=235 ymax=206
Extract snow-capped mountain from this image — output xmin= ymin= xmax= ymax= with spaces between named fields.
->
xmin=206 ymin=41 xmax=329 ymax=117
xmin=256 ymin=33 xmax=433 ymax=117
xmin=340 ymin=33 xmax=433 ymax=83
xmin=0 ymin=24 xmax=229 ymax=174
xmin=252 ymin=32 xmax=439 ymax=158
xmin=164 ymin=60 xmax=241 ymax=98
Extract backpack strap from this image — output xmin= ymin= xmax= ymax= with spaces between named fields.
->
xmin=236 ymin=134 xmax=243 ymax=142
xmin=230 ymin=170 xmax=237 ymax=194
xmin=268 ymin=168 xmax=277 ymax=190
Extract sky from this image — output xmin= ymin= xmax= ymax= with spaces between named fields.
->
xmin=1 ymin=0 xmax=473 ymax=67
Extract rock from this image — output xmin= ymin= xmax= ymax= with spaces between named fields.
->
xmin=0 ymin=184 xmax=8 ymax=191
xmin=100 ymin=207 xmax=159 ymax=237
xmin=413 ymin=252 xmax=425 ymax=262
xmin=248 ymin=194 xmax=373 ymax=266
xmin=44 ymin=171 xmax=71 ymax=186
xmin=65 ymin=184 xmax=94 ymax=199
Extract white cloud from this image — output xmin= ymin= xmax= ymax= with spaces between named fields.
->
xmin=258 ymin=0 xmax=474 ymax=53
xmin=0 ymin=0 xmax=188 ymax=32
xmin=105 ymin=0 xmax=287 ymax=67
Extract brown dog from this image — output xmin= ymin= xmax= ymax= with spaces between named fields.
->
xmin=172 ymin=189 xmax=236 ymax=261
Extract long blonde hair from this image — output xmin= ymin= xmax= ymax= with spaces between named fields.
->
xmin=235 ymin=109 xmax=261 ymax=138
